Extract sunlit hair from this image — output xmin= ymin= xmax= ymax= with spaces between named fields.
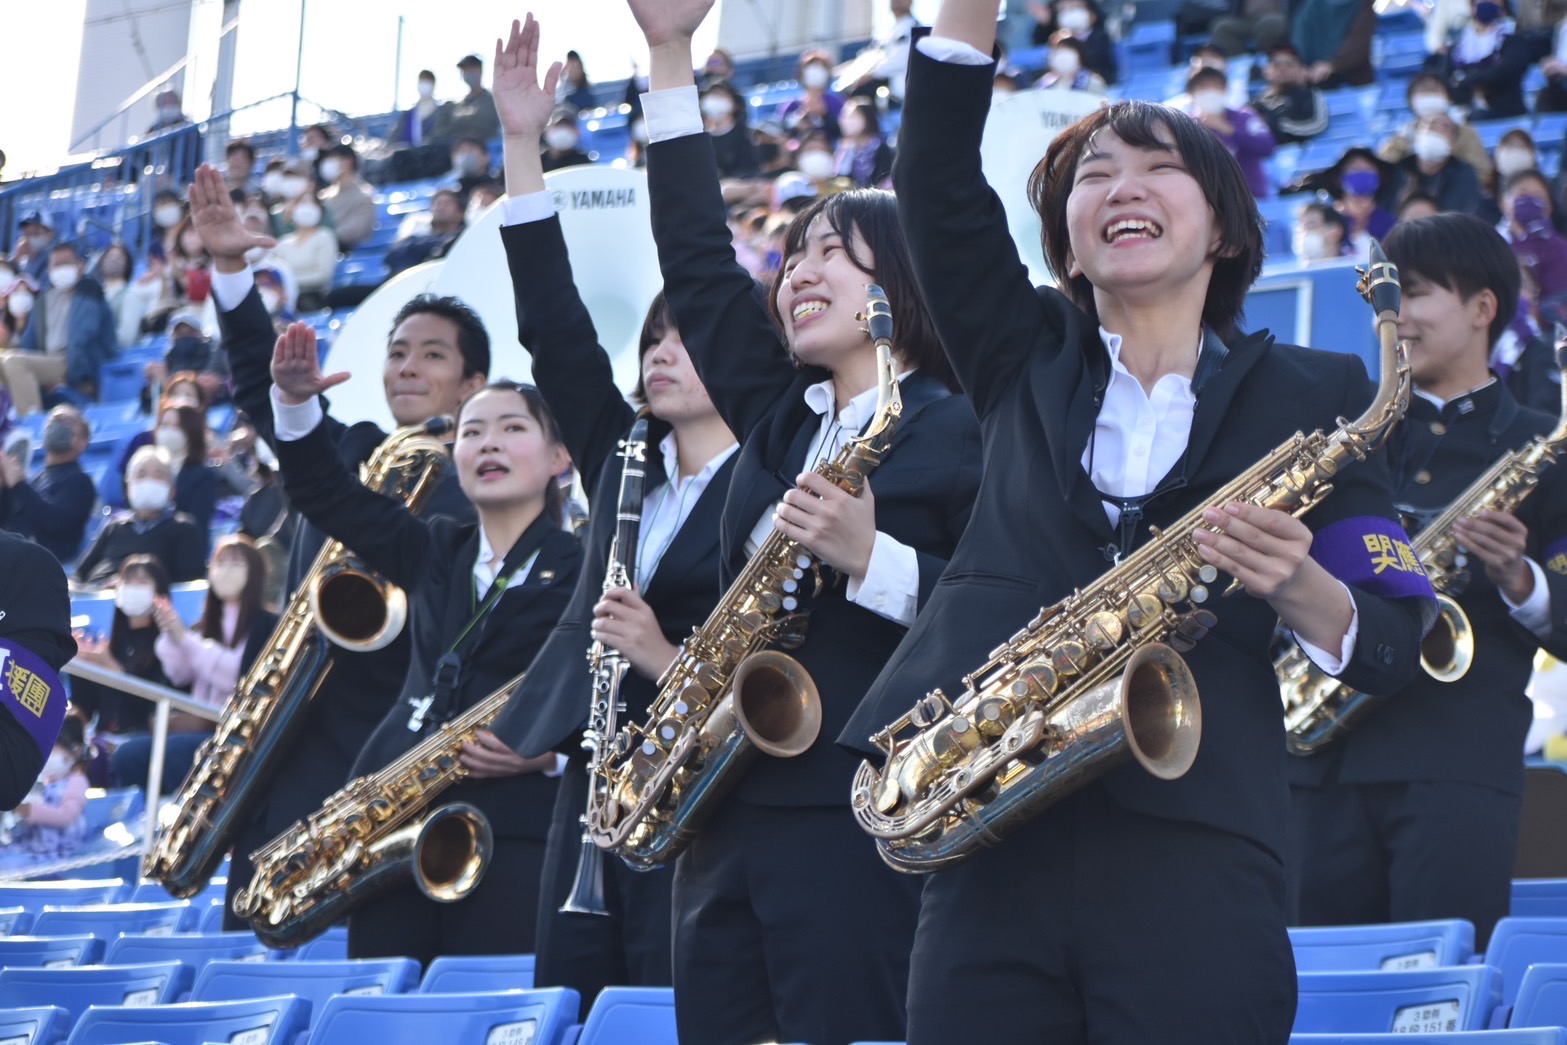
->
xmin=1384 ymin=212 xmax=1519 ymax=347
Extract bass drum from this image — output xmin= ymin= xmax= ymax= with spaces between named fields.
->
xmin=323 ymin=165 xmax=661 ymax=428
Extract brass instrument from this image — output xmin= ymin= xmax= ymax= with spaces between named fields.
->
xmin=231 ymin=672 xmax=525 ymax=948
xmin=1281 ymin=336 xmax=1567 ymax=754
xmin=143 ymin=417 xmax=454 ymax=898
xmin=589 ymin=285 xmax=903 ymax=870
xmin=851 ymin=243 xmax=1412 ymax=873
xmin=561 ymin=412 xmax=651 ymax=916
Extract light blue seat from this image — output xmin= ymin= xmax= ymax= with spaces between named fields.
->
xmin=1487 ymin=918 xmax=1567 ymax=1006
xmin=417 ymin=954 xmax=535 ymax=993
xmin=65 ymin=994 xmax=309 ymax=1045
xmin=0 ymin=1005 xmax=70 ymax=1045
xmin=31 ymin=902 xmax=192 ymax=938
xmin=196 ymin=900 xmax=226 ymax=934
xmin=104 ymin=931 xmax=269 ymax=969
xmin=1294 ymin=965 xmax=1501 ymax=1033
xmin=1512 ymin=881 xmax=1567 ymax=919
xmin=129 ymin=880 xmax=226 ymax=908
xmin=266 ymin=926 xmax=347 ymax=963
xmin=1511 ymin=962 xmax=1567 ymax=1028
xmin=0 ymin=934 xmax=105 ymax=968
xmin=192 ymin=957 xmax=420 ymax=1023
xmin=0 ymin=880 xmax=126 ymax=911
xmin=0 ymin=906 xmax=32 ymax=935
xmin=1290 ymin=920 xmax=1476 ymax=971
xmin=305 ymin=988 xmax=579 ymax=1045
xmin=0 ymin=962 xmax=192 ymax=1025
xmin=1293 ymin=1031 xmax=1567 ymax=1044
xmin=577 ymin=987 xmax=677 ymax=1045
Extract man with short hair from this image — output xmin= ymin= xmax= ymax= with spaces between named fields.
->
xmin=4 ymin=242 xmax=116 ymax=413
xmin=224 ymin=140 xmax=259 ymax=196
xmin=0 ymin=405 xmax=95 ymax=563
xmin=9 ymin=213 xmax=55 ymax=284
xmin=1251 ymin=44 xmax=1330 ymax=144
xmin=393 ymin=70 xmax=442 ymax=148
xmin=428 ymin=54 xmax=501 ymax=145
xmin=74 ymin=446 xmax=205 ymax=585
xmin=540 ymin=110 xmax=593 ymax=172
xmin=318 ymin=144 xmax=376 ymax=250
xmin=449 ymin=137 xmax=499 ymax=198
xmin=148 ymin=88 xmax=189 ymax=133
xmin=384 ymin=189 xmax=467 ymax=276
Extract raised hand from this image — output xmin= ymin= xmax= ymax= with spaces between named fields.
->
xmin=269 ymin=323 xmax=349 ymax=406
xmin=188 ymin=165 xmax=274 ymax=268
xmin=624 ymin=0 xmax=717 ymax=47
xmin=494 ymin=14 xmax=562 ymax=142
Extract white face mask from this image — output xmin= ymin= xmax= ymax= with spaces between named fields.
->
xmin=418 ymin=80 xmax=435 ymax=99
xmin=1193 ymin=90 xmax=1227 ymax=116
xmin=154 ymin=203 xmax=184 ymax=229
xmin=154 ymin=427 xmax=188 ymax=457
xmin=701 ymin=94 xmax=735 ymax=120
xmin=279 ymin=176 xmax=309 ymax=200
xmin=1413 ymin=130 xmax=1453 ymax=164
xmin=260 ymin=288 xmax=283 ymax=314
xmin=209 ymin=562 xmax=249 ymax=600
xmin=1058 ymin=6 xmax=1093 ymax=31
xmin=292 ymin=202 xmax=322 ymax=228
xmin=42 ymin=750 xmax=72 ymax=781
xmin=1050 ymin=48 xmax=1083 ymax=76
xmin=300 ymin=146 xmax=319 ymax=163
xmin=127 ymin=478 xmax=171 ymax=512
xmin=1411 ymin=93 xmax=1449 ymax=119
xmin=8 ymin=290 xmax=33 ymax=316
xmin=801 ymin=64 xmax=830 ymax=90
xmin=116 ymin=582 xmax=156 ymax=617
xmin=319 ymin=158 xmax=344 ymax=183
xmin=49 ymin=266 xmax=80 ymax=291
xmin=1294 ymin=229 xmax=1330 ymax=260
xmin=797 ymin=149 xmax=835 ymax=180
xmin=262 ymin=171 xmax=286 ymax=197
xmin=544 ymin=127 xmax=579 ymax=152
xmin=1495 ymin=145 xmax=1535 ymax=177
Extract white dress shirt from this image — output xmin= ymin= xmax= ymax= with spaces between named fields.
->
xmin=637 ymin=432 xmax=739 ymax=590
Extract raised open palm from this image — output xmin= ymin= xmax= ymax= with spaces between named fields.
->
xmin=269 ymin=322 xmax=349 ymax=405
xmin=188 ymin=164 xmax=274 ymax=262
xmin=493 ymin=14 xmax=561 ymax=140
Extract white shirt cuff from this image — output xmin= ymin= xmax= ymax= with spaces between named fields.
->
xmin=1503 ymin=556 xmax=1553 ymax=640
xmin=500 ymin=191 xmax=557 ymax=227
xmin=269 ymin=385 xmax=325 ymax=441
xmin=915 ymin=36 xmax=995 ymax=66
xmin=210 ymin=266 xmax=256 ymax=313
xmin=544 ymin=753 xmax=569 ymax=778
xmin=1295 ymin=580 xmax=1360 ymax=675
xmin=846 ymin=531 xmax=920 ymax=627
xmin=640 ymin=85 xmax=704 ymax=143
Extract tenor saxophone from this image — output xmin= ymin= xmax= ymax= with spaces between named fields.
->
xmin=589 ymin=285 xmax=902 ymax=870
xmin=851 ymin=243 xmax=1412 ymax=873
xmin=142 ymin=417 xmax=454 ymax=899
xmin=231 ymin=671 xmax=525 ymax=948
xmin=1280 ymin=337 xmax=1567 ymax=755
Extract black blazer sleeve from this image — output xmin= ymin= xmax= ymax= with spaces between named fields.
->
xmin=273 ymin=419 xmax=432 ymax=592
xmin=1520 ymin=462 xmax=1567 ymax=660
xmin=4 ymin=473 xmax=94 ymax=545
xmin=892 ymin=41 xmax=1059 ymax=419
xmin=219 ymin=280 xmax=347 ymax=451
xmin=0 ymin=534 xmax=74 ymax=808
xmin=501 ymin=217 xmax=636 ymax=495
xmin=646 ymin=132 xmax=798 ymax=441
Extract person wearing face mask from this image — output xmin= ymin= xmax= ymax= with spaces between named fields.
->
xmin=1032 ymin=0 xmax=1120 ymax=83
xmin=0 ymin=405 xmax=93 ymax=563
xmin=147 ymin=88 xmax=190 ymax=133
xmin=1184 ymin=66 xmax=1276 ymax=199
xmin=793 ymin=134 xmax=841 ymax=188
xmin=152 ymin=190 xmax=187 ymax=238
xmin=781 ymin=49 xmax=847 ymax=145
xmin=1393 ymin=113 xmax=1486 ymax=216
xmin=272 ymin=192 xmax=339 ymax=311
xmin=450 ymin=137 xmax=500 ymax=191
xmin=832 ymin=99 xmax=896 ymax=187
xmin=1292 ymin=201 xmax=1350 ymax=261
xmin=169 ymin=216 xmax=215 ymax=308
xmin=9 ymin=717 xmax=90 ymax=858
xmin=317 ymin=144 xmax=375 ymax=251
xmin=1327 ymin=149 xmax=1398 ymax=256
xmin=96 ymin=243 xmax=153 ymax=348
xmin=1430 ymin=0 xmax=1538 ymax=120
xmin=75 ymin=447 xmax=205 ymax=585
xmin=427 ymin=53 xmax=502 ymax=148
xmin=538 ymin=113 xmax=592 ymax=173
xmin=110 ymin=537 xmax=278 ymax=796
xmin=699 ymin=82 xmax=761 ymax=179
xmin=393 ymin=70 xmax=442 ymax=148
xmin=1035 ymin=34 xmax=1108 ymax=94
xmin=153 ymin=402 xmax=221 ymax=541
xmin=1379 ymin=74 xmax=1495 ymax=182
xmin=9 ymin=213 xmax=56 ymax=285
xmin=1503 ymin=170 xmax=1567 ymax=304
xmin=3 ymin=242 xmax=115 ymax=414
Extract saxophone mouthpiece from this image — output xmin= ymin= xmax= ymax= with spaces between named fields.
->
xmin=1361 ymin=239 xmax=1401 ymax=318
xmin=863 ymin=283 xmax=894 ymax=347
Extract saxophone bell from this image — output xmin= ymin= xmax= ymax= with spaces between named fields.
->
xmin=1420 ymin=593 xmax=1474 ymax=683
xmin=408 ymin=802 xmax=493 ymax=903
xmin=729 ymin=650 xmax=823 ymax=759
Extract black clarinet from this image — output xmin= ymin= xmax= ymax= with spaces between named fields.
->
xmin=561 ymin=412 xmax=651 ymax=915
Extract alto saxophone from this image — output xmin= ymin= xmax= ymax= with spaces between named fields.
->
xmin=231 ymin=671 xmax=525 ymax=948
xmin=143 ymin=417 xmax=454 ymax=898
xmin=1280 ymin=337 xmax=1567 ymax=755
xmin=590 ymin=285 xmax=902 ymax=870
xmin=851 ymin=243 xmax=1412 ymax=873
xmin=561 ymin=411 xmax=651 ymax=916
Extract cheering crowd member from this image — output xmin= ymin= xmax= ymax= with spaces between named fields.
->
xmin=1288 ymin=213 xmax=1567 ymax=949
xmin=627 ymin=2 xmax=983 ymax=1042
xmin=0 ymin=531 xmax=74 ymax=808
xmin=269 ymin=330 xmax=582 ymax=964
xmin=488 ymin=16 xmax=737 ymax=1019
xmin=189 ymin=165 xmax=482 ymax=929
xmin=839 ymin=2 xmax=1436 ymax=1041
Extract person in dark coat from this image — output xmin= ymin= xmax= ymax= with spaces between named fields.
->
xmin=0 ymin=530 xmax=75 ymax=808
xmin=0 ymin=405 xmax=94 ymax=563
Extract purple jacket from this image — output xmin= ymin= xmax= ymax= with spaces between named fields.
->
xmin=1206 ymin=107 xmax=1277 ymax=199
xmin=1513 ymin=228 xmax=1567 ymax=302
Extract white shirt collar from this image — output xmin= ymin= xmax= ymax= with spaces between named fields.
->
xmin=803 ymin=369 xmax=915 ymax=429
xmin=1413 ymin=376 xmax=1498 ymax=411
xmin=1096 ymin=327 xmax=1202 ymax=392
xmin=658 ymin=429 xmax=739 ymax=485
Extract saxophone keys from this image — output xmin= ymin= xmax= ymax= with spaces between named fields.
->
xmin=1190 ymin=585 xmax=1209 ymax=604
xmin=1197 ymin=564 xmax=1218 ymax=584
xmin=1083 ymin=611 xmax=1124 ymax=649
xmin=1051 ymin=640 xmax=1089 ymax=677
xmin=1126 ymin=592 xmax=1164 ymax=629
xmin=974 ymin=696 xmax=1015 ymax=737
xmin=1011 ymin=663 xmax=1058 ymax=700
xmin=911 ymin=690 xmax=950 ymax=728
xmin=1156 ymin=576 xmax=1190 ymax=605
xmin=757 ymin=592 xmax=782 ymax=613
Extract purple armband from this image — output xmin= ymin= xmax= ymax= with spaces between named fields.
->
xmin=0 ymin=642 xmax=67 ymax=762
xmin=1309 ymin=516 xmax=1437 ymax=600
xmin=1540 ymin=537 xmax=1567 ymax=577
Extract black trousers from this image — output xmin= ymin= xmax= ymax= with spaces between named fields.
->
xmin=672 ymin=797 xmax=921 ymax=1045
xmin=908 ymin=787 xmax=1297 ymax=1045
xmin=347 ymin=834 xmax=546 ymax=967
xmin=1287 ymin=778 xmax=1520 ymax=948
xmin=534 ymin=759 xmax=673 ymax=1020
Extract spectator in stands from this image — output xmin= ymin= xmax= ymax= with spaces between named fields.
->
xmin=153 ymin=403 xmax=220 ymax=539
xmin=272 ymin=191 xmax=338 ymax=311
xmin=538 ymin=112 xmax=591 ymax=173
xmin=112 ymin=535 xmax=276 ymax=791
xmin=1185 ymin=66 xmax=1276 ymax=198
xmin=1251 ymin=44 xmax=1329 ymax=144
xmin=10 ymin=716 xmax=89 ymax=857
xmin=701 ymin=48 xmax=737 ymax=89
xmin=75 ymin=446 xmax=205 ymax=585
xmin=393 ymin=69 xmax=442 ymax=148
xmin=1402 ymin=190 xmax=1444 ymax=220
xmin=151 ymin=188 xmax=187 ymax=249
xmin=9 ymin=212 xmax=55 ymax=284
xmin=223 ymin=139 xmax=259 ymax=196
xmin=116 ymin=373 xmax=209 ymax=489
xmin=793 ymin=132 xmax=839 ymax=192
xmin=0 ymin=263 xmax=30 ymax=344
xmin=269 ymin=161 xmax=333 ymax=237
xmin=1481 ymin=127 xmax=1540 ymax=222
xmin=1380 ymin=74 xmax=1495 ymax=183
xmin=1034 ymin=34 xmax=1108 ymax=94
xmin=1502 ymin=168 xmax=1567 ymax=303
xmin=1291 ymin=0 xmax=1377 ymax=85
xmin=385 ymin=189 xmax=466 ymax=276
xmin=701 ymin=82 xmax=760 ymax=178
xmin=832 ymin=99 xmax=895 ymax=187
xmin=1330 ymin=148 xmax=1398 ymax=254
xmin=143 ymin=308 xmax=227 ymax=401
xmin=1210 ymin=0 xmax=1290 ymax=57
xmin=753 ymin=119 xmax=794 ymax=180
xmin=1428 ymin=0 xmax=1539 ymax=119
xmin=318 ymin=144 xmax=375 ymax=251
xmin=1494 ymin=261 xmax=1563 ymax=413
xmin=1534 ymin=11 xmax=1567 ymax=111
xmin=1031 ymin=0 xmax=1119 ymax=84
xmin=841 ymin=0 xmax=918 ymax=105
xmin=237 ymin=203 xmax=296 ymax=309
xmin=1293 ymin=201 xmax=1352 ymax=260
xmin=95 ymin=243 xmax=153 ymax=348
xmin=452 ymin=135 xmax=503 ymax=193
xmin=254 ymin=266 xmax=296 ymax=328
xmin=780 ymin=50 xmax=845 ymax=145
xmin=147 ymin=88 xmax=189 ymax=133
xmin=466 ymin=179 xmax=505 ymax=225
xmin=429 ymin=54 xmax=501 ymax=146
xmin=557 ymin=49 xmax=598 ymax=112
xmin=0 ymin=405 xmax=93 ymax=563
xmin=5 ymin=241 xmax=115 ymax=412
xmin=1393 ymin=112 xmax=1486 ymax=214
xmin=170 ymin=216 xmax=214 ymax=307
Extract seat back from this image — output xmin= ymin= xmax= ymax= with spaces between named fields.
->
xmin=306 ymin=988 xmax=579 ymax=1045
xmin=417 ymin=954 xmax=535 ymax=993
xmin=0 ymin=905 xmax=33 ymax=934
xmin=1512 ymin=880 xmax=1567 ymax=919
xmin=192 ymin=957 xmax=421 ymax=1020
xmin=1486 ymin=917 xmax=1567 ymax=1005
xmin=0 ymin=880 xmax=126 ymax=911
xmin=1294 ymin=966 xmax=1501 ymax=1033
xmin=1289 ymin=920 xmax=1476 ymax=972
xmin=32 ymin=902 xmax=192 ymax=938
xmin=0 ymin=934 xmax=105 ymax=968
xmin=65 ymin=994 xmax=310 ymax=1045
xmin=1291 ymin=1030 xmax=1567 ymax=1044
xmin=0 ymin=962 xmax=192 ymax=1024
xmin=104 ymin=931 xmax=269 ymax=969
xmin=1508 ymin=961 xmax=1567 ymax=1029
xmin=276 ymin=926 xmax=347 ymax=962
xmin=129 ymin=880 xmax=227 ymax=908
xmin=576 ymin=987 xmax=677 ymax=1045
xmin=0 ymin=1005 xmax=70 ymax=1045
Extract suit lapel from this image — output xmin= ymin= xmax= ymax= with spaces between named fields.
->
xmin=1177 ymin=329 xmax=1270 ymax=480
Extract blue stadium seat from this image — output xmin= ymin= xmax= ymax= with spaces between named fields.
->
xmin=31 ymin=901 xmax=192 ymax=938
xmin=129 ymin=880 xmax=227 ymax=907
xmin=191 ymin=957 xmax=420 ymax=1021
xmin=1293 ymin=1032 xmax=1567 ymax=1044
xmin=0 ymin=1006 xmax=70 ymax=1045
xmin=104 ymin=931 xmax=269 ymax=968
xmin=1256 ymin=196 xmax=1302 ymax=261
xmin=1486 ymin=918 xmax=1567 ymax=1006
xmin=0 ymin=880 xmax=127 ymax=911
xmin=284 ymin=926 xmax=348 ymax=962
xmin=0 ymin=905 xmax=32 ymax=934
xmin=196 ymin=900 xmax=226 ymax=933
xmin=0 ymin=962 xmax=192 ymax=1024
xmin=1290 ymin=920 xmax=1477 ymax=971
xmin=65 ymin=994 xmax=309 ymax=1045
xmin=0 ymin=934 xmax=105 ymax=968
xmin=576 ymin=987 xmax=677 ymax=1045
xmin=1294 ymin=965 xmax=1501 ymax=1033
xmin=1512 ymin=881 xmax=1567 ymax=919
xmin=1510 ymin=962 xmax=1567 ymax=1029
xmin=417 ymin=954 xmax=535 ymax=993
xmin=304 ymin=988 xmax=579 ymax=1045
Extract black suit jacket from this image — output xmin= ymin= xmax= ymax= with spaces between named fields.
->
xmin=647 ymin=131 xmax=984 ymax=807
xmin=277 ymin=418 xmax=582 ymax=841
xmin=492 ymin=217 xmax=736 ymax=759
xmin=0 ymin=532 xmax=75 ymax=808
xmin=840 ymin=44 xmax=1432 ymax=861
xmin=1289 ymin=382 xmax=1567 ymax=797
